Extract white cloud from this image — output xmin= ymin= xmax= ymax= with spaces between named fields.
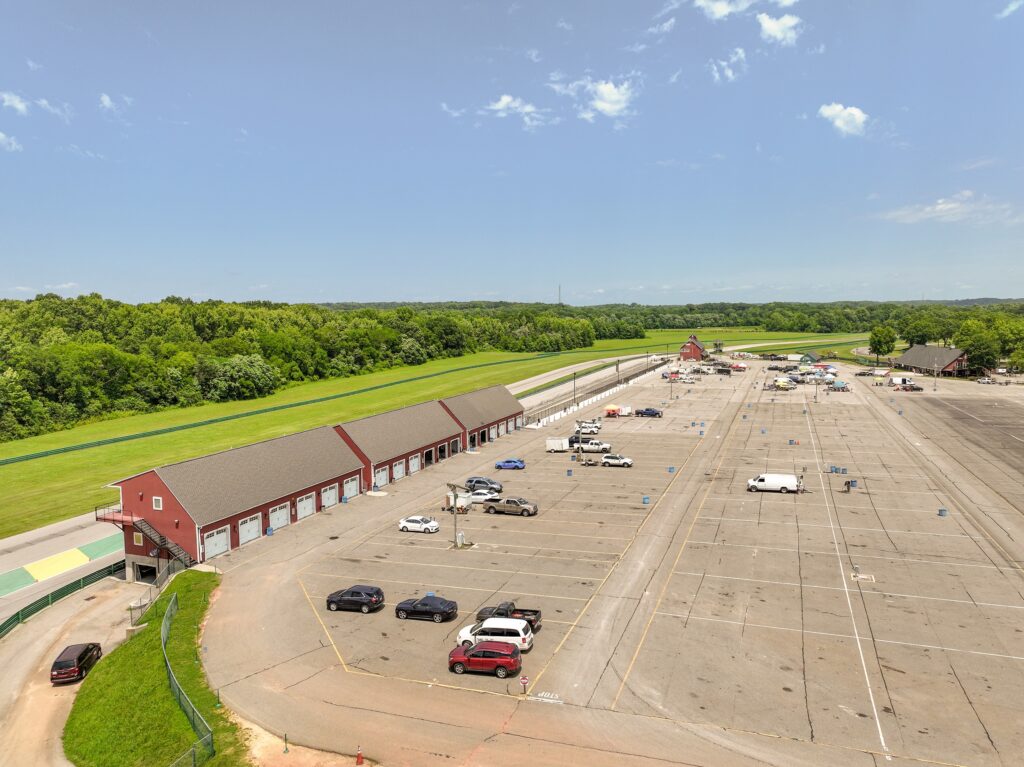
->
xmin=959 ymin=157 xmax=996 ymax=171
xmin=0 ymin=131 xmax=23 ymax=152
xmin=996 ymin=0 xmax=1023 ymax=19
xmin=440 ymin=102 xmax=466 ymax=118
xmin=817 ymin=102 xmax=868 ymax=136
xmin=548 ymin=70 xmax=566 ymax=82
xmin=774 ymin=0 xmax=799 ymax=6
xmin=549 ymin=75 xmax=639 ymax=123
xmin=624 ymin=42 xmax=649 ymax=53
xmin=525 ymin=48 xmax=542 ymax=63
xmin=1 ymin=91 xmax=29 ymax=115
xmin=757 ymin=13 xmax=803 ymax=45
xmin=45 ymin=282 xmax=78 ymax=290
xmin=35 ymin=98 xmax=74 ymax=123
xmin=63 ymin=144 xmax=105 ymax=160
xmin=11 ymin=286 xmax=34 ymax=292
xmin=668 ymin=68 xmax=682 ymax=84
xmin=26 ymin=58 xmax=43 ymax=71
xmin=483 ymin=94 xmax=548 ymax=130
xmin=880 ymin=190 xmax=1023 ymax=226
xmin=99 ymin=93 xmax=117 ymax=112
xmin=121 ymin=94 xmax=134 ymax=106
xmin=707 ymin=47 xmax=747 ymax=83
xmin=808 ymin=42 xmax=826 ymax=55
xmin=556 ymin=18 xmax=573 ymax=31
xmin=647 ymin=17 xmax=676 ymax=35
xmin=654 ymin=1 xmax=682 ymax=19
xmin=694 ymin=0 xmax=756 ymax=20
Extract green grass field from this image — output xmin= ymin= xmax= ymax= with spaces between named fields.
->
xmin=0 ymin=329 xmax=866 ymax=538
xmin=64 ymin=571 xmax=249 ymax=767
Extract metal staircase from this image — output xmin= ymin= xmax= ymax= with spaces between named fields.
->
xmin=133 ymin=519 xmax=197 ymax=568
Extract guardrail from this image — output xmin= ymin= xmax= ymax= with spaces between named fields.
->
xmin=0 ymin=561 xmax=126 ymax=641
xmin=161 ymin=593 xmax=215 ymax=765
xmin=525 ymin=359 xmax=667 ymax=425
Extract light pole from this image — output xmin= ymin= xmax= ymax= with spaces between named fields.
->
xmin=573 ymin=371 xmax=577 ymax=406
xmin=933 ymin=353 xmax=939 ymax=391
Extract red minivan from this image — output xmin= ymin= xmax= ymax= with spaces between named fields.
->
xmin=448 ymin=641 xmax=521 ymax=678
xmin=50 ymin=643 xmax=102 ymax=684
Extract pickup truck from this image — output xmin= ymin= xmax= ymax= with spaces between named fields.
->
xmin=475 ymin=601 xmax=542 ymax=631
xmin=576 ymin=439 xmax=611 ymax=453
xmin=484 ymin=497 xmax=539 ymax=516
xmin=635 ymin=407 xmax=662 ymax=418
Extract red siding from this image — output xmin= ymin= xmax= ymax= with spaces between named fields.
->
xmin=371 ymin=434 xmax=462 ymax=484
xmin=333 ymin=426 xmax=373 ymax=490
xmin=115 ymin=471 xmax=199 ymax=561
xmin=679 ymin=342 xmax=703 ymax=361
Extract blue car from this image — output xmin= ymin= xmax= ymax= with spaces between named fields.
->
xmin=495 ymin=458 xmax=526 ymax=470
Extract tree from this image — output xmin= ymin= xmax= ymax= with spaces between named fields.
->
xmin=868 ymin=325 xmax=897 ymax=365
xmin=953 ymin=320 xmax=1000 ymax=372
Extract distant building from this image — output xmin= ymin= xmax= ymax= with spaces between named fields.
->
xmin=678 ymin=334 xmax=707 ymax=362
xmin=894 ymin=344 xmax=969 ymax=377
xmin=800 ymin=352 xmax=822 ymax=365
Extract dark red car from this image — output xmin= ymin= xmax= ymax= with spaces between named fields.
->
xmin=50 ymin=643 xmax=102 ymax=684
xmin=448 ymin=641 xmax=521 ymax=678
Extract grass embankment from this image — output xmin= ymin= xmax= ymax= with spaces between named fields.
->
xmin=0 ymin=329 xmax=854 ymax=537
xmin=737 ymin=334 xmax=871 ymax=365
xmin=64 ymin=571 xmax=249 ymax=767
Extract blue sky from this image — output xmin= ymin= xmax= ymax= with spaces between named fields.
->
xmin=1 ymin=1 xmax=1022 ymax=305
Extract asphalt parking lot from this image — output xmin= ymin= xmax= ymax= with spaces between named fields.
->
xmin=204 ymin=365 xmax=1024 ymax=767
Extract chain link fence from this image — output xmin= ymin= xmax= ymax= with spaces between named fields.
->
xmin=129 ymin=559 xmax=185 ymax=626
xmin=161 ymin=593 xmax=215 ymax=766
xmin=0 ymin=561 xmax=126 ymax=641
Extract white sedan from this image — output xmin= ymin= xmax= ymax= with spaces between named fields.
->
xmin=469 ymin=489 xmax=500 ymax=504
xmin=398 ymin=516 xmax=440 ymax=533
xmin=601 ymin=454 xmax=634 ymax=468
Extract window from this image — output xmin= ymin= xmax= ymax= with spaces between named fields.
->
xmin=152 ymin=496 xmax=163 ymax=511
xmin=133 ymin=532 xmax=143 ymax=547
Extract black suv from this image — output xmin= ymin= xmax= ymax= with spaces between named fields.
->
xmin=326 ymin=585 xmax=385 ymax=613
xmin=466 ymin=476 xmax=503 ymax=493
xmin=51 ymin=643 xmax=102 ymax=684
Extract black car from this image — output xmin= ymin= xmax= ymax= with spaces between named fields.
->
xmin=568 ymin=434 xmax=582 ymax=447
xmin=635 ymin=407 xmax=663 ymax=418
xmin=854 ymin=370 xmax=873 ymax=376
xmin=326 ymin=584 xmax=385 ymax=613
xmin=466 ymin=476 xmax=503 ymax=493
xmin=395 ymin=594 xmax=459 ymax=623
xmin=50 ymin=643 xmax=102 ymax=684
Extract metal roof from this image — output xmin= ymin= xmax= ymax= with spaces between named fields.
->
xmin=338 ymin=400 xmax=462 ymax=464
xmin=151 ymin=426 xmax=363 ymax=528
xmin=895 ymin=344 xmax=966 ymax=370
xmin=682 ymin=334 xmax=705 ymax=351
xmin=440 ymin=385 xmax=523 ymax=432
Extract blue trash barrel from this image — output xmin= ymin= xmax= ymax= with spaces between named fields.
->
xmin=742 ymin=415 xmax=747 ymax=420
xmin=266 ymin=527 xmax=274 ymax=536
xmin=761 ymin=428 xmax=767 ymax=434
xmin=850 ymin=479 xmax=858 ymax=488
xmin=938 ymin=507 xmax=948 ymax=517
xmin=841 ymin=467 xmax=847 ymax=475
xmin=642 ymin=496 xmax=650 ymax=504
xmin=898 ymin=410 xmax=903 ymax=416
xmin=567 ymin=469 xmax=573 ymax=477
xmin=788 ymin=439 xmax=795 ymax=445
xmin=691 ymin=421 xmax=696 ymax=427
xmin=668 ymin=466 xmax=676 ymax=473
xmin=700 ymin=422 xmax=705 ymax=427
xmin=699 ymin=430 xmax=704 ymax=436
xmin=341 ymin=495 xmax=348 ymax=504
xmin=571 ymin=453 xmax=577 ymax=462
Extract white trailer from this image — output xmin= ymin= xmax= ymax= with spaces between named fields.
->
xmin=443 ymin=491 xmax=473 ymax=514
xmin=546 ymin=437 xmax=570 ymax=453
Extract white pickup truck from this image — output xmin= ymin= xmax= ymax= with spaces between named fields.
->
xmin=576 ymin=439 xmax=612 ymax=453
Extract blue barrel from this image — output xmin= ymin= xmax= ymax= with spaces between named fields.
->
xmin=266 ymin=527 xmax=274 ymax=536
xmin=742 ymin=414 xmax=747 ymax=420
xmin=747 ymin=403 xmax=752 ymax=408
xmin=898 ymin=410 xmax=903 ymax=416
xmin=850 ymin=479 xmax=857 ymax=488
xmin=567 ymin=469 xmax=573 ymax=477
xmin=841 ymin=467 xmax=847 ymax=475
xmin=761 ymin=428 xmax=766 ymax=434
xmin=691 ymin=421 xmax=696 ymax=427
xmin=831 ymin=466 xmax=838 ymax=473
xmin=372 ymin=484 xmax=379 ymax=492
xmin=571 ymin=453 xmax=577 ymax=462
xmin=668 ymin=466 xmax=676 ymax=473
xmin=701 ymin=422 xmax=705 ymax=427
xmin=642 ymin=496 xmax=650 ymax=504
xmin=699 ymin=430 xmax=704 ymax=436
xmin=341 ymin=495 xmax=348 ymax=504
xmin=938 ymin=507 xmax=948 ymax=517
xmin=788 ymin=439 xmax=794 ymax=445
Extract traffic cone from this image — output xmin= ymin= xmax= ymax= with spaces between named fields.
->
xmin=356 ymin=746 xmax=364 ymax=765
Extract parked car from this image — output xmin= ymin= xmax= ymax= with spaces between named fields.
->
xmin=475 ymin=601 xmax=542 ymax=630
xmin=635 ymin=408 xmax=663 ymax=418
xmin=326 ymin=585 xmax=385 ymax=613
xmin=484 ymin=497 xmax=539 ymax=516
xmin=977 ymin=377 xmax=995 ymax=384
xmin=448 ymin=641 xmax=522 ymax=678
xmin=50 ymin=643 xmax=102 ymax=684
xmin=457 ymin=617 xmax=534 ymax=652
xmin=900 ymin=384 xmax=924 ymax=392
xmin=466 ymin=476 xmax=503 ymax=493
xmin=494 ymin=458 xmax=526 ymax=470
xmin=854 ymin=370 xmax=874 ymax=377
xmin=469 ymin=488 xmax=500 ymax=503
xmin=747 ymin=473 xmax=803 ymax=494
xmin=399 ymin=515 xmax=439 ymax=533
xmin=395 ymin=594 xmax=458 ymax=622
xmin=601 ymin=454 xmax=634 ymax=468
xmin=568 ymin=434 xmax=583 ymax=447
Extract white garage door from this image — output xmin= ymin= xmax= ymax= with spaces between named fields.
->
xmin=392 ymin=460 xmax=406 ymax=480
xmin=515 ymin=415 xmax=523 ymax=429
xmin=203 ymin=526 xmax=230 ymax=560
xmin=489 ymin=426 xmax=498 ymax=441
xmin=408 ymin=454 xmax=421 ymax=474
xmin=321 ymin=484 xmax=339 ymax=508
xmin=238 ymin=514 xmax=262 ymax=545
xmin=374 ymin=466 xmax=389 ymax=488
xmin=343 ymin=476 xmax=359 ymax=500
xmin=507 ymin=419 xmax=514 ymax=433
xmin=296 ymin=493 xmax=315 ymax=519
xmin=269 ymin=503 xmax=289 ymax=530
xmin=498 ymin=422 xmax=506 ymax=437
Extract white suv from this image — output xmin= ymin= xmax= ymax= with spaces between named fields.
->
xmin=602 ymin=454 xmax=634 ymax=468
xmin=457 ymin=617 xmax=533 ymax=651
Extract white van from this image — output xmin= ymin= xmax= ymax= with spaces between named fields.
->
xmin=747 ymin=473 xmax=803 ymax=494
xmin=457 ymin=617 xmax=533 ymax=651
xmin=889 ymin=375 xmax=914 ymax=386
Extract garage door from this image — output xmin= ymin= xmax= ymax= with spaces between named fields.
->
xmin=408 ymin=454 xmax=421 ymax=474
xmin=489 ymin=426 xmax=497 ymax=441
xmin=321 ymin=484 xmax=339 ymax=508
xmin=343 ymin=476 xmax=359 ymax=500
xmin=498 ymin=422 xmax=506 ymax=437
xmin=374 ymin=467 xmax=389 ymax=488
xmin=269 ymin=503 xmax=289 ymax=530
xmin=296 ymin=493 xmax=315 ymax=519
xmin=515 ymin=415 xmax=523 ymax=429
xmin=392 ymin=460 xmax=406 ymax=480
xmin=238 ymin=514 xmax=261 ymax=545
xmin=203 ymin=526 xmax=230 ymax=560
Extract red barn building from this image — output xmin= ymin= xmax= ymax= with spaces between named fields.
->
xmin=678 ymin=334 xmax=707 ymax=362
xmin=439 ymin=385 xmax=525 ymax=450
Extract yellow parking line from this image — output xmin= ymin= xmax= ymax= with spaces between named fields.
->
xmin=298 ymin=579 xmax=349 ymax=673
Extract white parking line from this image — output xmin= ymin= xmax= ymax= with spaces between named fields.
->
xmin=370 ymin=534 xmax=619 ymax=559
xmin=362 ymin=540 xmax=617 ymax=565
xmin=457 ymin=526 xmax=632 ymax=543
xmin=654 ymin=612 xmax=1024 ymax=662
xmin=694 ymin=516 xmax=981 ymax=539
xmin=323 ymin=556 xmax=603 ymax=580
xmin=671 ymin=571 xmax=1024 ymax=610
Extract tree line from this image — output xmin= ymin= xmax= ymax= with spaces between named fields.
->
xmin=1 ymin=294 xmax=1022 ymax=442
